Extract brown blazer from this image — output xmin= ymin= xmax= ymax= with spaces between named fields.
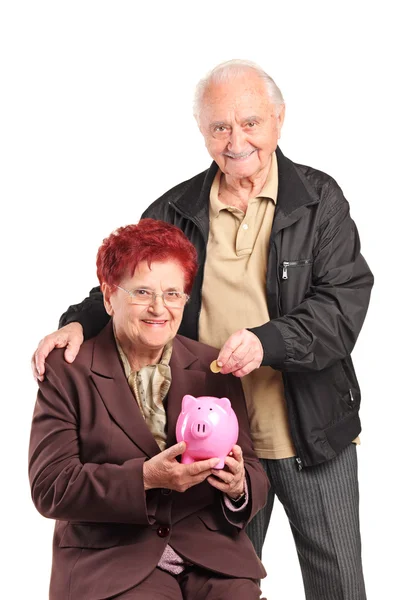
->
xmin=29 ymin=322 xmax=268 ymax=599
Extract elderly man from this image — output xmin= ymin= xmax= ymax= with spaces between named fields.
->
xmin=33 ymin=60 xmax=373 ymax=600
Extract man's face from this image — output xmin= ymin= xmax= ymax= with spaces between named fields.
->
xmin=199 ymin=72 xmax=285 ymax=180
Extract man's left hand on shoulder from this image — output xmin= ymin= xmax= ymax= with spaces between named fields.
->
xmin=217 ymin=329 xmax=263 ymax=377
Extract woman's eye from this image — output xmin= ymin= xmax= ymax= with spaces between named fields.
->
xmin=135 ymin=289 xmax=151 ymax=297
xmin=166 ymin=291 xmax=180 ymax=298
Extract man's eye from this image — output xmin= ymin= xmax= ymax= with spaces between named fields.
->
xmin=215 ymin=126 xmax=226 ymax=132
xmin=247 ymin=122 xmax=256 ymax=128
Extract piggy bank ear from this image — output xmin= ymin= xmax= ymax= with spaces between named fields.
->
xmin=214 ymin=397 xmax=231 ymax=412
xmin=182 ymin=395 xmax=197 ymax=412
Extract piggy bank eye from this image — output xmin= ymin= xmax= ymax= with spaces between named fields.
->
xmin=198 ymin=407 xmax=201 ymax=410
xmin=209 ymin=408 xmax=213 ymax=410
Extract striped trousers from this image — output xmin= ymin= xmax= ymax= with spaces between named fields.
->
xmin=246 ymin=444 xmax=366 ymax=600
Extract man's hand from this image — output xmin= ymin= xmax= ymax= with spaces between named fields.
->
xmin=216 ymin=329 xmax=263 ymax=377
xmin=143 ymin=442 xmax=220 ymax=492
xmin=207 ymin=445 xmax=245 ymax=500
xmin=31 ymin=322 xmax=84 ymax=382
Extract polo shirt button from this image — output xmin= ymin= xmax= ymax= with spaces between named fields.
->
xmin=157 ymin=525 xmax=170 ymax=538
xmin=242 ymin=223 xmax=248 ymax=230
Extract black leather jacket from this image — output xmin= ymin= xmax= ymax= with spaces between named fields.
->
xmin=61 ymin=147 xmax=374 ymax=467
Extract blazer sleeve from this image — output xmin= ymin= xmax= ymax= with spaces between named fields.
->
xmin=58 ymin=286 xmax=110 ymax=340
xmin=29 ymin=361 xmax=155 ymax=525
xmin=220 ymin=375 xmax=269 ymax=529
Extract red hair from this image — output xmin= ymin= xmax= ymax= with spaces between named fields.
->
xmin=96 ymin=219 xmax=198 ymax=294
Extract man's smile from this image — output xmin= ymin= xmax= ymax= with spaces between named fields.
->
xmin=223 ymin=149 xmax=257 ymax=161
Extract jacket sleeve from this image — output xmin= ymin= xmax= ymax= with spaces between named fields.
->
xmin=221 ymin=376 xmax=269 ymax=529
xmin=249 ymin=183 xmax=374 ymax=372
xmin=59 ymin=286 xmax=110 ymax=340
xmin=29 ymin=362 xmax=156 ymax=525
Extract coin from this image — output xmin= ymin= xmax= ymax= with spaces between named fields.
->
xmin=210 ymin=359 xmax=221 ymax=373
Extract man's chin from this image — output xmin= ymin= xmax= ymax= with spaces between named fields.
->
xmin=222 ymin=155 xmax=260 ymax=178
xmin=226 ymin=163 xmax=260 ymax=179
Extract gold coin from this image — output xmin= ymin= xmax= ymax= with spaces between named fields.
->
xmin=210 ymin=359 xmax=221 ymax=373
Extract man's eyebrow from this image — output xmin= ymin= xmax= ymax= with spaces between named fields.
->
xmin=242 ymin=115 xmax=263 ymax=122
xmin=209 ymin=115 xmax=264 ymax=129
xmin=209 ymin=121 xmax=228 ymax=129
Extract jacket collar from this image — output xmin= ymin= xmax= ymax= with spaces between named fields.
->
xmin=275 ymin=146 xmax=319 ymax=214
xmin=272 ymin=146 xmax=320 ymax=234
xmin=172 ymin=162 xmax=217 ymax=242
xmin=170 ymin=147 xmax=319 ymax=235
xmin=90 ymin=323 xmax=207 ymax=456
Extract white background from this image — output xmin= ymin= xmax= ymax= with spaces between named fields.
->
xmin=1 ymin=1 xmax=399 ymax=598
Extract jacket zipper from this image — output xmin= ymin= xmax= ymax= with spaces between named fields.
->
xmin=282 ymin=259 xmax=312 ymax=280
xmin=273 ymin=241 xmax=305 ymax=471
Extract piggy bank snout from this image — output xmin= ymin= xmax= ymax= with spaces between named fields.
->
xmin=190 ymin=419 xmax=211 ymax=439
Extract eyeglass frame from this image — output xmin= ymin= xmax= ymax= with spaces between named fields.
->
xmin=114 ymin=284 xmax=190 ymax=308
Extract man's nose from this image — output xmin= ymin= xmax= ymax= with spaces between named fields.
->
xmin=228 ymin=126 xmax=246 ymax=153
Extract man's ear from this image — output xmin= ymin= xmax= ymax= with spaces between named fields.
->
xmin=102 ymin=282 xmax=114 ymax=316
xmin=277 ymin=103 xmax=286 ymax=138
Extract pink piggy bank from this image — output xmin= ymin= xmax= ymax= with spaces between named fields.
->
xmin=175 ymin=395 xmax=239 ymax=469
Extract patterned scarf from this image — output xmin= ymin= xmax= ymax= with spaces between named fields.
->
xmin=116 ymin=336 xmax=172 ymax=451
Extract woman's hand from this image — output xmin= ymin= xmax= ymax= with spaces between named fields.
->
xmin=143 ymin=442 xmax=220 ymax=492
xmin=206 ymin=445 xmax=245 ymax=500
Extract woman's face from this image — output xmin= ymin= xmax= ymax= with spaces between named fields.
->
xmin=103 ymin=260 xmax=186 ymax=354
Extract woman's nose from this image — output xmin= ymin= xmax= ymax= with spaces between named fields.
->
xmin=148 ymin=294 xmax=164 ymax=312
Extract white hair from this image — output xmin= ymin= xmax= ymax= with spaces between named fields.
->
xmin=193 ymin=59 xmax=284 ymax=123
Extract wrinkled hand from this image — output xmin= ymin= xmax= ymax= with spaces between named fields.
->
xmin=207 ymin=445 xmax=245 ymax=500
xmin=216 ymin=329 xmax=263 ymax=377
xmin=143 ymin=442 xmax=220 ymax=493
xmin=31 ymin=322 xmax=84 ymax=382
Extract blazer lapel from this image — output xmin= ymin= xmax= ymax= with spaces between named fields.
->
xmin=90 ymin=323 xmax=161 ymax=458
xmin=165 ymin=336 xmax=207 ymax=448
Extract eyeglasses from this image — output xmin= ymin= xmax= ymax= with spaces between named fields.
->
xmin=115 ymin=285 xmax=189 ymax=308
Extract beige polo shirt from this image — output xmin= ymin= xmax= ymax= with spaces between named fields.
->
xmin=199 ymin=153 xmax=296 ymax=459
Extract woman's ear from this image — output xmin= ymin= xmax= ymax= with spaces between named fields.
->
xmin=102 ymin=282 xmax=114 ymax=316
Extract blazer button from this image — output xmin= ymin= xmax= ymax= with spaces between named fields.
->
xmin=161 ymin=488 xmax=172 ymax=495
xmin=157 ymin=525 xmax=170 ymax=538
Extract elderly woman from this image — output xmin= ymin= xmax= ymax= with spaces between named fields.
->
xmin=29 ymin=219 xmax=268 ymax=600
